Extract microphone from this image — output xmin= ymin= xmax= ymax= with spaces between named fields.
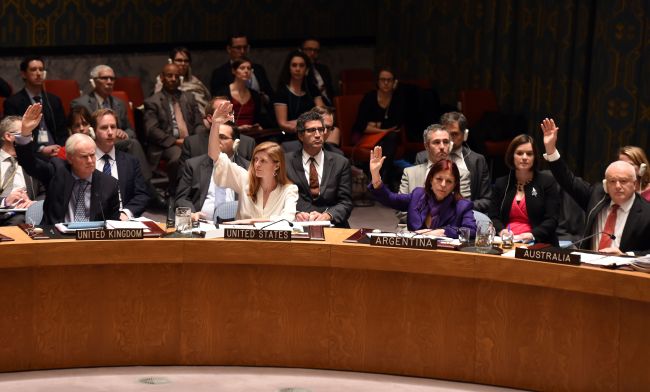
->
xmin=561 ymin=231 xmax=615 ymax=249
xmin=93 ymin=189 xmax=107 ymax=227
xmin=259 ymin=219 xmax=294 ymax=230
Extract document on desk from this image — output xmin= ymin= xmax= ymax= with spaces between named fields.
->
xmin=106 ymin=220 xmax=148 ymax=230
xmin=571 ymin=252 xmax=631 ymax=266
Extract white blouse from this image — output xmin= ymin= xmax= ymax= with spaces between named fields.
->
xmin=212 ymin=152 xmax=298 ymax=221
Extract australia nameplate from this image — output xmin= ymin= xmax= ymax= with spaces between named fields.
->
xmin=224 ymin=228 xmax=291 ymax=241
xmin=76 ymin=228 xmax=144 ymax=240
xmin=515 ymin=247 xmax=580 ymax=265
xmin=369 ymin=235 xmax=438 ymax=250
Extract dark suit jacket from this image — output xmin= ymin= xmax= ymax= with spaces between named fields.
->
xmin=285 ymin=149 xmax=352 ymax=227
xmin=415 ymin=146 xmax=492 ymax=212
xmin=143 ymin=90 xmax=204 ymax=150
xmin=210 ymin=61 xmax=274 ymax=98
xmin=308 ymin=63 xmax=336 ymax=105
xmin=113 ymin=150 xmax=150 ymax=217
xmin=16 ymin=142 xmax=120 ymax=224
xmin=71 ymin=93 xmax=135 ymax=137
xmin=549 ymin=156 xmax=650 ymax=255
xmin=3 ymin=89 xmax=67 ymax=146
xmin=180 ymin=132 xmax=255 ymax=168
xmin=488 ymin=170 xmax=560 ymax=246
xmin=175 ymin=153 xmax=249 ymax=212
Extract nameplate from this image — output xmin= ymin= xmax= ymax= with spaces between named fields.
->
xmin=76 ymin=228 xmax=144 ymax=240
xmin=515 ymin=247 xmax=580 ymax=265
xmin=224 ymin=228 xmax=291 ymax=241
xmin=369 ymin=235 xmax=438 ymax=250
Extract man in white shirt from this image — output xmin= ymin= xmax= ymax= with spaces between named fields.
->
xmin=541 ymin=117 xmax=650 ymax=255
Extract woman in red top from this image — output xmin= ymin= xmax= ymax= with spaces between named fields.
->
xmin=488 ymin=134 xmax=560 ymax=245
xmin=216 ymin=57 xmax=266 ymax=134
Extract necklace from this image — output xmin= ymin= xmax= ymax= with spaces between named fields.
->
xmin=516 ymin=179 xmax=532 ymax=192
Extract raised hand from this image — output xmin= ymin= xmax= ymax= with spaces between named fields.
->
xmin=21 ymin=104 xmax=43 ymax=136
xmin=540 ymin=118 xmax=559 ymax=154
xmin=369 ymin=146 xmax=386 ymax=187
xmin=212 ymin=100 xmax=234 ymax=125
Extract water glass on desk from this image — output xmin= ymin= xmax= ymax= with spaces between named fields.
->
xmin=458 ymin=227 xmax=471 ymax=247
xmin=174 ymin=207 xmax=192 ymax=236
xmin=475 ymin=222 xmax=495 ymax=253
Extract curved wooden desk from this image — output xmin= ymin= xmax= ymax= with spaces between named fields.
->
xmin=0 ymin=226 xmax=648 ymax=391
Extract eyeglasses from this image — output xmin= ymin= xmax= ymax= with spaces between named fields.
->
xmin=325 ymin=125 xmax=335 ymax=132
xmin=606 ymin=178 xmax=634 ymax=186
xmin=173 ymin=58 xmax=190 ymax=64
xmin=230 ymin=45 xmax=249 ymax=51
xmin=95 ymin=76 xmax=115 ymax=81
xmin=218 ymin=134 xmax=233 ymax=140
xmin=304 ymin=127 xmax=327 ymax=134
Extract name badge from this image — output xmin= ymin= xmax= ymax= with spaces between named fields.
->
xmin=37 ymin=129 xmax=49 ymax=144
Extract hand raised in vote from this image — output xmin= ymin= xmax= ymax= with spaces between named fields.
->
xmin=540 ymin=118 xmax=559 ymax=154
xmin=369 ymin=146 xmax=385 ymax=177
xmin=211 ymin=101 xmax=234 ymax=126
xmin=21 ymin=104 xmax=43 ymax=136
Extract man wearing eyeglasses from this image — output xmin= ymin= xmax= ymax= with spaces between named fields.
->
xmin=209 ymin=35 xmax=274 ymax=105
xmin=541 ymin=117 xmax=650 ymax=255
xmin=175 ymin=121 xmax=249 ymax=222
xmin=285 ymin=111 xmax=352 ymax=227
xmin=72 ymin=64 xmax=161 ymax=207
xmin=301 ymin=38 xmax=336 ymax=106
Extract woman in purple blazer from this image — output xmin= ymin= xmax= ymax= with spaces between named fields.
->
xmin=368 ymin=146 xmax=476 ymax=237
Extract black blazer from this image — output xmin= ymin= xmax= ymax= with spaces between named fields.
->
xmin=3 ymin=89 xmax=67 ymax=146
xmin=549 ymin=156 xmax=650 ymax=255
xmin=285 ymin=149 xmax=353 ymax=228
xmin=175 ymin=153 xmax=249 ymax=212
xmin=210 ymin=61 xmax=274 ymax=98
xmin=114 ymin=150 xmax=150 ymax=217
xmin=180 ymin=132 xmax=255 ymax=168
xmin=488 ymin=170 xmax=560 ymax=246
xmin=415 ymin=146 xmax=492 ymax=212
xmin=307 ymin=62 xmax=336 ymax=105
xmin=16 ymin=142 xmax=120 ymax=225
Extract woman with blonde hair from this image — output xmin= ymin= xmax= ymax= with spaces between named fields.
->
xmin=619 ymin=145 xmax=650 ymax=201
xmin=208 ymin=101 xmax=297 ymax=222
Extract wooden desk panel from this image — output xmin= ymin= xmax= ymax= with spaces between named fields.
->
xmin=0 ymin=227 xmax=649 ymax=391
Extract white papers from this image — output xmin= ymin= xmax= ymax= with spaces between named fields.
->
xmin=192 ymin=221 xmax=218 ymax=233
xmin=106 ymin=220 xmax=148 ymax=229
xmin=203 ymin=229 xmax=225 ymax=239
xmin=571 ymin=252 xmax=631 ymax=266
xmin=293 ymin=220 xmax=331 ymax=227
xmin=253 ymin=221 xmax=293 ymax=231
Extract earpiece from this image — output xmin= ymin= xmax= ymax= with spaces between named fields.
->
xmin=233 ymin=138 xmax=240 ymax=153
xmin=449 ymin=141 xmax=454 ymax=153
xmin=42 ymin=70 xmax=47 ymax=80
xmin=167 ymin=58 xmax=173 ymax=64
xmin=602 ymin=179 xmax=607 ymax=189
xmin=393 ymin=79 xmax=399 ymax=89
xmin=640 ymin=163 xmax=647 ymax=177
xmin=88 ymin=126 xmax=96 ymax=139
xmin=464 ymin=128 xmax=469 ymax=142
xmin=89 ymin=78 xmax=96 ymax=89
xmin=179 ymin=75 xmax=184 ymax=84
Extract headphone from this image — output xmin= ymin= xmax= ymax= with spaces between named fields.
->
xmin=602 ymin=179 xmax=608 ymax=189
xmin=42 ymin=70 xmax=47 ymax=80
xmin=89 ymin=78 xmax=96 ymax=89
xmin=463 ymin=128 xmax=469 ymax=142
xmin=640 ymin=163 xmax=647 ymax=177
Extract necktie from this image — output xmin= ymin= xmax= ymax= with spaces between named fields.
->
xmin=33 ymin=95 xmax=41 ymax=103
xmin=73 ymin=179 xmax=90 ymax=222
xmin=309 ymin=157 xmax=319 ymax=198
xmin=0 ymin=157 xmax=17 ymax=197
xmin=173 ymin=98 xmax=189 ymax=139
xmin=102 ymin=98 xmax=111 ymax=109
xmin=101 ymin=154 xmax=112 ymax=176
xmin=598 ymin=204 xmax=619 ymax=250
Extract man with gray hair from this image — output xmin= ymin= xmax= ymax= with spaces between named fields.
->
xmin=15 ymin=104 xmax=120 ymax=224
xmin=71 ymin=64 xmax=161 ymax=206
xmin=399 ymin=124 xmax=451 ymax=195
xmin=0 ymin=116 xmax=44 ymax=225
xmin=541 ymin=117 xmax=650 ymax=255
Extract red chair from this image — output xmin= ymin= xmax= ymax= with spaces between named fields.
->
xmin=339 ymin=68 xmax=374 ymax=96
xmin=43 ymin=79 xmax=81 ymax=117
xmin=111 ymin=90 xmax=135 ymax=130
xmin=114 ymin=77 xmax=145 ymax=108
xmin=333 ymin=94 xmax=364 ymax=159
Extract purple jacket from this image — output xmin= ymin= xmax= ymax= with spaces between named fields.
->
xmin=369 ymin=184 xmax=477 ymax=238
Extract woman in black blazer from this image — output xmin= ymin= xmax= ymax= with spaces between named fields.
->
xmin=488 ymin=134 xmax=560 ymax=245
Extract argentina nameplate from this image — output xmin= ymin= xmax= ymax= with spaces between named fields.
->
xmin=224 ymin=228 xmax=291 ymax=241
xmin=515 ymin=247 xmax=580 ymax=265
xmin=76 ymin=228 xmax=144 ymax=240
xmin=369 ymin=235 xmax=438 ymax=250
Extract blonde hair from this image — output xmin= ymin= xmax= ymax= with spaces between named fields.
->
xmin=619 ymin=145 xmax=650 ymax=189
xmin=247 ymin=141 xmax=291 ymax=202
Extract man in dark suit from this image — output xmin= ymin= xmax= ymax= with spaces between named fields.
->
xmin=179 ymin=97 xmax=255 ymax=168
xmin=301 ymin=38 xmax=336 ymax=106
xmin=92 ymin=108 xmax=150 ymax=219
xmin=175 ymin=122 xmax=249 ymax=222
xmin=209 ymin=35 xmax=274 ymax=103
xmin=15 ymin=104 xmax=120 ymax=224
xmin=285 ymin=111 xmax=352 ymax=227
xmin=71 ymin=64 xmax=161 ymax=206
xmin=0 ymin=116 xmax=44 ymax=225
xmin=541 ymin=117 xmax=650 ymax=255
xmin=3 ymin=56 xmax=67 ymax=157
xmin=144 ymin=63 xmax=205 ymax=193
xmin=414 ymin=112 xmax=492 ymax=212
